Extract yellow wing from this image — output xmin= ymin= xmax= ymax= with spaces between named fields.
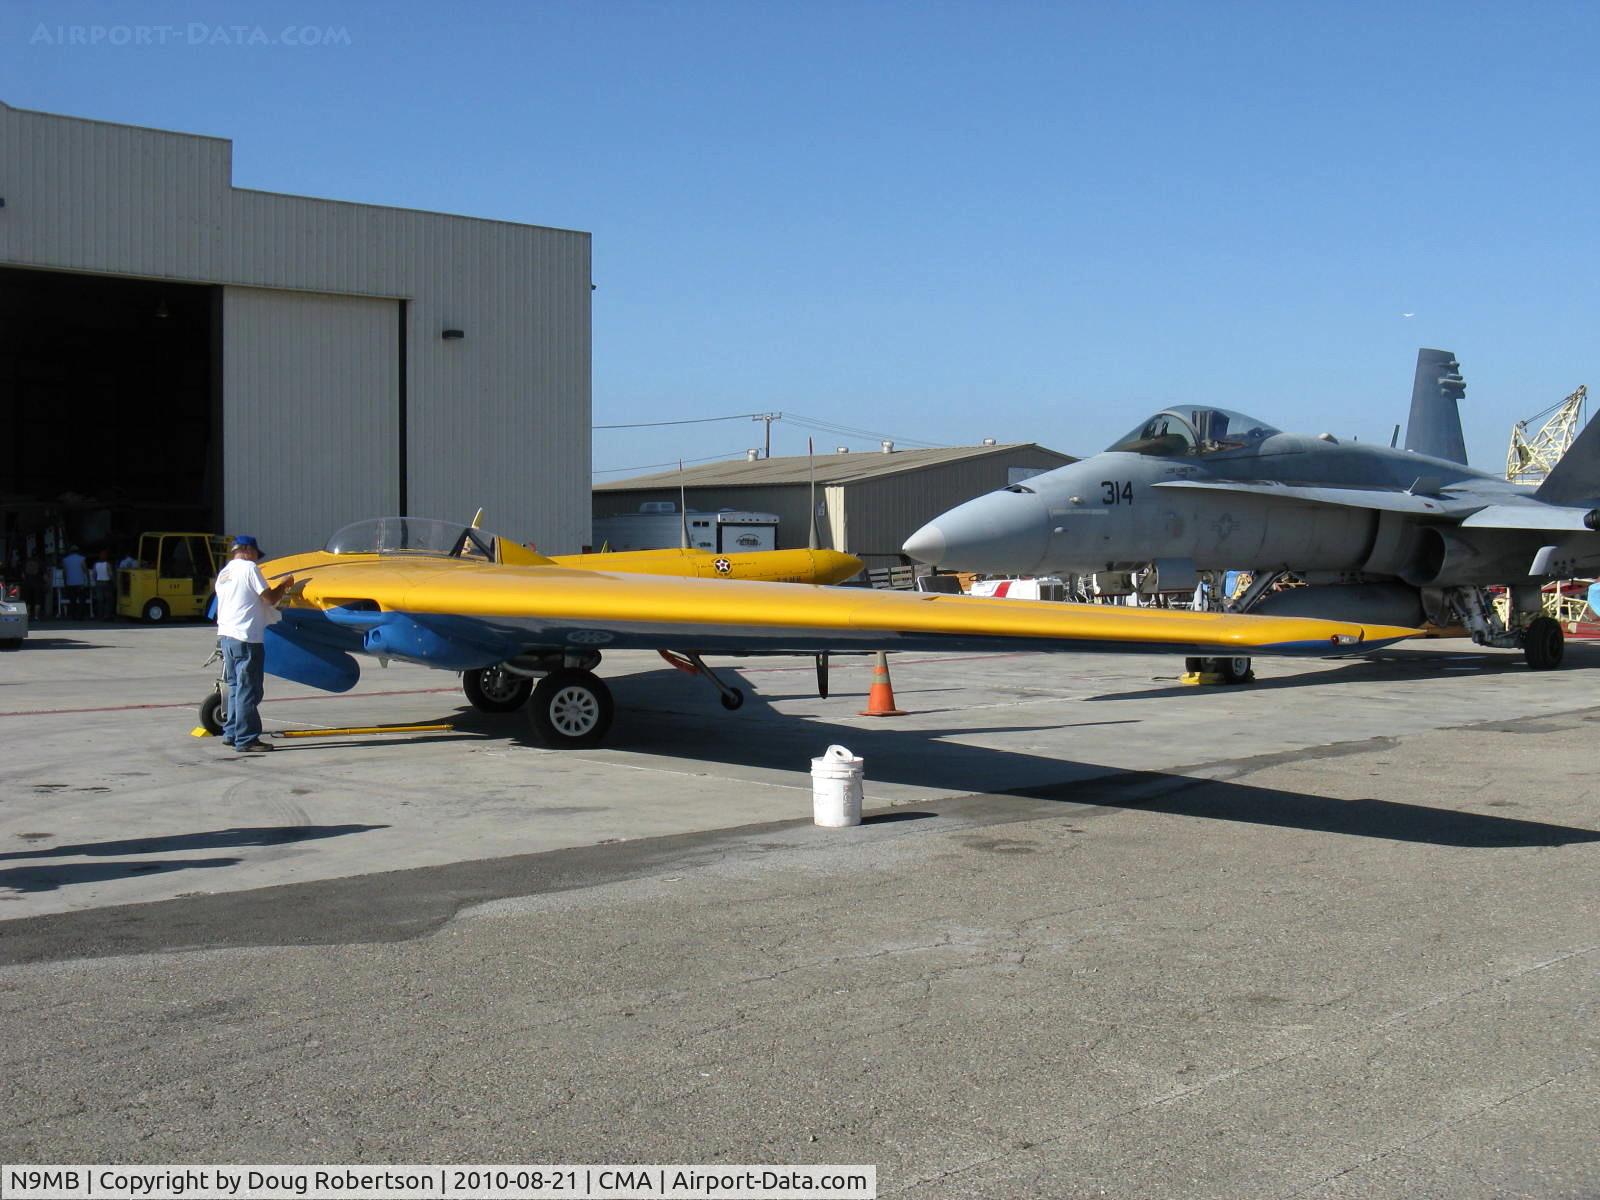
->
xmin=278 ymin=552 xmax=1416 ymax=659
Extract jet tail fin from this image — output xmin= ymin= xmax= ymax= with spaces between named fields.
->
xmin=1536 ymin=411 xmax=1600 ymax=506
xmin=1404 ymin=348 xmax=1468 ymax=464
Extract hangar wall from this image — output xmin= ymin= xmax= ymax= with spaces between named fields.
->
xmin=0 ymin=102 xmax=591 ymax=554
xmin=223 ymin=287 xmax=399 ymax=551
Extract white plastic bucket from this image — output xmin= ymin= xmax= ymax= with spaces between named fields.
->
xmin=811 ymin=744 xmax=864 ymax=827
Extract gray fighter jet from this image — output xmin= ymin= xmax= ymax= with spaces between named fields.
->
xmin=904 ymin=350 xmax=1599 ymax=672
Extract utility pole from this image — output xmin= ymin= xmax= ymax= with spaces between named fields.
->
xmin=752 ymin=412 xmax=782 ymax=459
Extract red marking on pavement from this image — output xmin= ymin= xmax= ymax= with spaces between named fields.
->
xmin=0 ymin=686 xmax=460 ymax=719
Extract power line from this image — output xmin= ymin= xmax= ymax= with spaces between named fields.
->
xmin=784 ymin=410 xmax=950 ymax=448
xmin=593 ymin=412 xmax=766 ymax=430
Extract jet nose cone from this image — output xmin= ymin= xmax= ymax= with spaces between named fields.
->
xmin=906 ymin=490 xmax=1050 ymax=574
xmin=903 ymin=522 xmax=947 ymax=564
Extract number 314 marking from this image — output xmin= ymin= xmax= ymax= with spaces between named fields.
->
xmin=1101 ymin=480 xmax=1133 ymax=505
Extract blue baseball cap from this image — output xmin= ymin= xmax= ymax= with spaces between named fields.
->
xmin=232 ymin=534 xmax=263 ymax=554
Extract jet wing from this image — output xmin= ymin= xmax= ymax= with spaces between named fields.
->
xmin=1459 ymin=504 xmax=1599 ymax=532
xmin=1151 ymin=478 xmax=1482 ymax=518
xmin=283 ymin=555 xmax=1415 ymax=665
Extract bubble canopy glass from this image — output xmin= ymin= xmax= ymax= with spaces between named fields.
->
xmin=1105 ymin=407 xmax=1281 ymax=457
xmin=324 ymin=517 xmax=501 ymax=559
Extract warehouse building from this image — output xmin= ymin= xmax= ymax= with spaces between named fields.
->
xmin=595 ymin=442 xmax=1075 ymax=570
xmin=0 ymin=102 xmax=591 ymax=562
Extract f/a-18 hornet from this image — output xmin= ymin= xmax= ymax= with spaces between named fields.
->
xmin=905 ymin=350 xmax=1599 ymax=671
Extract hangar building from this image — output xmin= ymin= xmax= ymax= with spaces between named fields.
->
xmin=0 ymin=102 xmax=591 ymax=562
xmin=594 ymin=442 xmax=1075 ymax=570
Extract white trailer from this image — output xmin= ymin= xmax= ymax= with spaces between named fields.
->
xmin=593 ymin=506 xmax=778 ymax=553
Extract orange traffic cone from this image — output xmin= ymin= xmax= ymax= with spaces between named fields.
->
xmin=858 ymin=650 xmax=907 ymax=717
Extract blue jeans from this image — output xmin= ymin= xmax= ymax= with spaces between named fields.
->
xmin=221 ymin=637 xmax=266 ymax=749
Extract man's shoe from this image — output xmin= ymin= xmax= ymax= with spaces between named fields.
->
xmin=239 ymin=741 xmax=276 ymax=753
xmin=220 ymin=740 xmax=234 ymax=747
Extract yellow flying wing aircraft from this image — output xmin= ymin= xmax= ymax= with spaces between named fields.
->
xmin=257 ymin=516 xmax=1418 ymax=748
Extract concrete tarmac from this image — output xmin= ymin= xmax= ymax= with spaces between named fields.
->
xmin=2 ymin=623 xmax=1598 ymax=1196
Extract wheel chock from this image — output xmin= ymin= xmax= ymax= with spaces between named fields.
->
xmin=1180 ymin=670 xmax=1228 ymax=687
xmin=190 ymin=726 xmax=214 ymax=737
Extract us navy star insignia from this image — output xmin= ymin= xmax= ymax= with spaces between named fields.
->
xmin=714 ymin=557 xmax=733 ymax=575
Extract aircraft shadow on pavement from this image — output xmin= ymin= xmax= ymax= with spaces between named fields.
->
xmin=0 ymin=857 xmax=242 ymax=894
xmin=0 ymin=824 xmax=389 ymax=862
xmin=1084 ymin=645 xmax=1600 ymax=702
xmin=556 ymin=668 xmax=1600 ymax=850
xmin=7 ymin=637 xmax=113 ymax=651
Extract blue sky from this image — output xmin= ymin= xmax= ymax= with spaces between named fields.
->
xmin=7 ymin=1 xmax=1597 ymax=476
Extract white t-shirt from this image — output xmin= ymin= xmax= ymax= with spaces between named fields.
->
xmin=215 ymin=558 xmax=273 ymax=643
xmin=93 ymin=561 xmax=112 ymax=583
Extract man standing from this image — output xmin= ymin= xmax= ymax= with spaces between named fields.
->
xmin=92 ymin=550 xmax=114 ymax=620
xmin=61 ymin=545 xmax=89 ymax=619
xmin=214 ymin=535 xmax=294 ymax=754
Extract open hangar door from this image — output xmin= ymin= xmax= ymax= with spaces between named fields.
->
xmin=0 ymin=266 xmax=217 ymax=567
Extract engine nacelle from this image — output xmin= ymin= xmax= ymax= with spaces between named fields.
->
xmin=361 ymin=613 xmax=505 ymax=671
xmin=1398 ymin=528 xmax=1541 ymax=586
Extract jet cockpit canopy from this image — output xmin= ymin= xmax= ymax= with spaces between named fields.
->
xmin=324 ymin=516 xmax=501 ymax=560
xmin=1105 ymin=407 xmax=1281 ymax=457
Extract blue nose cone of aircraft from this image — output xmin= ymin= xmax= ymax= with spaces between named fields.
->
xmin=903 ymin=489 xmax=1050 ymax=573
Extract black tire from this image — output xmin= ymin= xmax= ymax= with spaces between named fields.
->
xmin=1523 ymin=616 xmax=1564 ymax=670
xmin=199 ymin=691 xmax=228 ymax=736
xmin=1220 ymin=656 xmax=1254 ymax=684
xmin=1184 ymin=656 xmax=1208 ymax=674
xmin=143 ymin=598 xmax=170 ymax=623
xmin=463 ymin=665 xmax=534 ymax=712
xmin=527 ymin=669 xmax=614 ymax=748
xmin=720 ymin=686 xmax=745 ymax=711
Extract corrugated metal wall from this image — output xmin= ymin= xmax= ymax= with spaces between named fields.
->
xmin=1 ymin=103 xmax=591 ymax=553
xmin=222 ymin=287 xmax=399 ymax=553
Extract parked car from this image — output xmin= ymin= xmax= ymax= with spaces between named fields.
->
xmin=1 ymin=580 xmax=28 ymax=648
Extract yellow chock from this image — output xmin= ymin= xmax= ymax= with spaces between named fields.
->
xmin=190 ymin=726 xmax=213 ymax=737
xmin=1180 ymin=671 xmax=1227 ymax=687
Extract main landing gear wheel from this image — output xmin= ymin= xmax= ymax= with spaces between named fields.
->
xmin=463 ymin=665 xmax=534 ymax=712
xmin=1184 ymin=656 xmax=1254 ymax=683
xmin=1220 ymin=656 xmax=1254 ymax=684
xmin=1523 ymin=616 xmax=1565 ymax=671
xmin=199 ymin=691 xmax=228 ymax=736
xmin=527 ymin=669 xmax=614 ymax=748
xmin=720 ymin=688 xmax=745 ymax=711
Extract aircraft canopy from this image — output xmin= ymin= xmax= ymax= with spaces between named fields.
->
xmin=325 ymin=516 xmax=502 ymax=560
xmin=1105 ymin=407 xmax=1280 ymax=457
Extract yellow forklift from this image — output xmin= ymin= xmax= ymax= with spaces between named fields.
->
xmin=117 ymin=532 xmax=231 ymax=622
